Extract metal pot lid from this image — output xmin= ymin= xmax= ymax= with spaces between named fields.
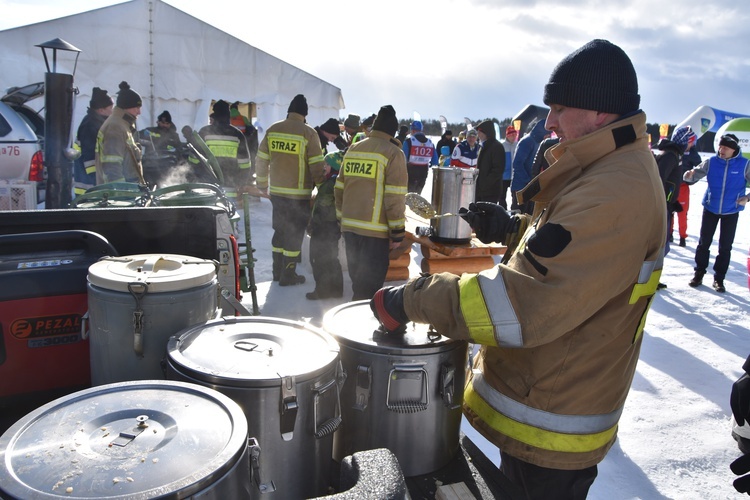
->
xmin=322 ymin=300 xmax=458 ymax=355
xmin=0 ymin=380 xmax=248 ymax=499
xmin=167 ymin=316 xmax=340 ymax=387
xmin=88 ymin=254 xmax=216 ymax=293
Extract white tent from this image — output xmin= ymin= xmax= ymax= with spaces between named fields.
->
xmin=0 ymin=0 xmax=344 ymax=135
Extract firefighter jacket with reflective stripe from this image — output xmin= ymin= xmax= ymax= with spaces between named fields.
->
xmin=255 ymin=113 xmax=326 ymax=200
xmin=334 ymin=130 xmax=408 ymax=241
xmin=198 ymin=122 xmax=251 ymax=172
xmin=95 ymin=107 xmax=144 ymax=185
xmin=402 ymin=112 xmax=666 ymax=470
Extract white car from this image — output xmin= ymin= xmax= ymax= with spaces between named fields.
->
xmin=0 ymin=82 xmax=45 ymax=205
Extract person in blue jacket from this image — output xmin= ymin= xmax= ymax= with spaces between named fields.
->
xmin=684 ymin=133 xmax=750 ymax=292
xmin=511 ymin=118 xmax=549 ymax=213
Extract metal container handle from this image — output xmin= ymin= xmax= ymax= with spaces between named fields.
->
xmin=80 ymin=310 xmax=89 ymax=340
xmin=313 ymin=377 xmax=342 ymax=439
xmin=441 ymin=364 xmax=461 ymax=410
xmin=386 ymin=364 xmax=429 ymax=413
xmin=127 ymin=282 xmax=148 ymax=356
xmin=248 ymin=437 xmax=276 ymax=494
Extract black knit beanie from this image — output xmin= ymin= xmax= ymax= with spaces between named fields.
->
xmin=90 ymin=87 xmax=113 ymax=110
xmin=158 ymin=110 xmax=172 ymax=123
xmin=320 ymin=118 xmax=340 ymax=135
xmin=288 ymin=94 xmax=308 ymax=116
xmin=116 ymin=81 xmax=142 ymax=109
xmin=372 ymin=105 xmax=399 ymax=137
xmin=720 ymin=133 xmax=740 ymax=152
xmin=543 ymin=39 xmax=640 ymax=115
xmin=212 ymin=100 xmax=230 ymax=120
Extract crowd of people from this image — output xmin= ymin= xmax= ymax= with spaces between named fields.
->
xmin=70 ymin=39 xmax=750 ymax=498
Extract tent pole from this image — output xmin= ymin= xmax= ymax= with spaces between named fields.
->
xmin=148 ymin=0 xmax=155 ymax=125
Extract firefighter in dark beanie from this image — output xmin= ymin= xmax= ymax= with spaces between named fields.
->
xmin=198 ymin=99 xmax=251 ymax=202
xmin=256 ymin=94 xmax=326 ymax=285
xmin=95 ymin=81 xmax=145 ymax=185
xmin=335 ymin=104 xmax=407 ymax=300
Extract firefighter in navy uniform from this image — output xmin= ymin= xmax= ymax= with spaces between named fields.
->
xmin=74 ymin=87 xmax=113 ymax=196
xmin=255 ymin=94 xmax=326 ymax=286
xmin=198 ymin=100 xmax=251 ymax=202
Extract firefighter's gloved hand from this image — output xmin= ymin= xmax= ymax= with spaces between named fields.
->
xmin=370 ymin=286 xmax=408 ymax=334
xmin=670 ymin=200 xmax=684 ymax=213
xmin=731 ymin=454 xmax=750 ymax=494
xmin=459 ymin=202 xmax=511 ymax=244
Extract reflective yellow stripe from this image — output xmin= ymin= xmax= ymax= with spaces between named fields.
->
xmin=100 ymin=154 xmax=123 ymax=163
xmin=465 ymin=379 xmax=618 ymax=453
xmin=341 ymin=218 xmax=389 ymax=233
xmin=283 ymin=249 xmax=301 ymax=258
xmin=269 ymin=186 xmax=313 ymax=197
xmin=206 ymin=138 xmax=239 ymax=159
xmin=458 ymin=274 xmax=496 ymax=345
xmin=384 ymin=184 xmax=407 ymax=195
xmin=309 ymin=153 xmax=324 ymax=164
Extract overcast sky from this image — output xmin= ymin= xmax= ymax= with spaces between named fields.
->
xmin=1 ymin=0 xmax=748 ymax=125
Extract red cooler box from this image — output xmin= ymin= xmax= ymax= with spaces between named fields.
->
xmin=0 ymin=230 xmax=117 ymax=405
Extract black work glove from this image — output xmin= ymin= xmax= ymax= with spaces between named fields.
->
xmin=731 ymin=454 xmax=750 ymax=494
xmin=370 ymin=286 xmax=408 ymax=334
xmin=670 ymin=200 xmax=683 ymax=213
xmin=458 ymin=202 xmax=511 ymax=244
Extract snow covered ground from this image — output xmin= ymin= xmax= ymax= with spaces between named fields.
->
xmin=237 ymin=172 xmax=750 ymax=499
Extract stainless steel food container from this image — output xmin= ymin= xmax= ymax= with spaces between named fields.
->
xmin=323 ymin=300 xmax=468 ymax=477
xmin=0 ymin=380 xmax=254 ymax=499
xmin=166 ymin=316 xmax=341 ymax=499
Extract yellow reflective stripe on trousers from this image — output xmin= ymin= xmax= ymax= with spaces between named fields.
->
xmin=84 ymin=159 xmax=96 ymax=175
xmin=459 ymin=268 xmax=523 ymax=347
xmin=466 ymin=373 xmax=620 ymax=453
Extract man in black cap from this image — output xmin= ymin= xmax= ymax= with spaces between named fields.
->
xmin=334 ymin=104 xmax=407 ymax=300
xmin=198 ymin=100 xmax=252 ymax=200
xmin=256 ymin=94 xmax=326 ymax=286
xmin=369 ymin=40 xmax=666 ymax=498
xmin=141 ymin=110 xmax=182 ymax=158
xmin=74 ymin=87 xmax=113 ymax=195
xmin=95 ymin=81 xmax=145 ymax=185
xmin=315 ymin=117 xmax=342 ymax=151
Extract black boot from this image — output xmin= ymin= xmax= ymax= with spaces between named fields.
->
xmin=713 ymin=279 xmax=726 ymax=293
xmin=279 ymin=258 xmax=305 ymax=286
xmin=679 ymin=237 xmax=686 ymax=247
xmin=689 ymin=269 xmax=705 ymax=287
xmin=272 ymin=252 xmax=282 ymax=282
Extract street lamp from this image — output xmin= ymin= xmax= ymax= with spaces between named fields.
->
xmin=36 ymin=38 xmax=81 ymax=209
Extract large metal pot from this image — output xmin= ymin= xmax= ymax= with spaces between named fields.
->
xmin=322 ymin=301 xmax=468 ymax=477
xmin=0 ymin=380 xmax=256 ymax=499
xmin=87 ymin=254 xmax=219 ymax=386
xmin=166 ymin=316 xmax=341 ymax=499
xmin=430 ymin=166 xmax=478 ymax=244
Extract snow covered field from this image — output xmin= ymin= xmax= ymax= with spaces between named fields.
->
xmin=239 ymin=172 xmax=750 ymax=499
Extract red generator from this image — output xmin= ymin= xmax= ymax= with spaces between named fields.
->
xmin=0 ymin=230 xmax=117 ymax=406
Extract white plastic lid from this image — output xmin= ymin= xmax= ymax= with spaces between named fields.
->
xmin=88 ymin=254 xmax=216 ymax=292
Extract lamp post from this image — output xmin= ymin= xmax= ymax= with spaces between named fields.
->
xmin=36 ymin=38 xmax=81 ymax=209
